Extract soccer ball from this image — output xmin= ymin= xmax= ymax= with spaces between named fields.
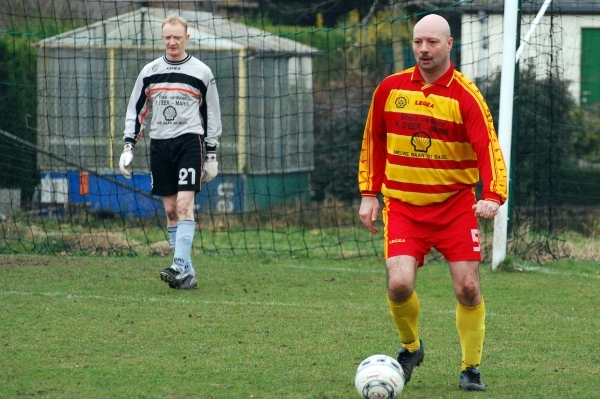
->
xmin=354 ymin=354 xmax=405 ymax=399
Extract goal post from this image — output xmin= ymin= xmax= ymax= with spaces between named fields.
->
xmin=492 ymin=0 xmax=555 ymax=270
xmin=492 ymin=0 xmax=519 ymax=270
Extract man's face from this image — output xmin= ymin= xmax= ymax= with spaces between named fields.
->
xmin=162 ymin=22 xmax=189 ymax=61
xmin=412 ymin=25 xmax=452 ymax=76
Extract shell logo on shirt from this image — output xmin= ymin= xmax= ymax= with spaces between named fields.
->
xmin=410 ymin=132 xmax=432 ymax=152
xmin=163 ymin=106 xmax=177 ymax=121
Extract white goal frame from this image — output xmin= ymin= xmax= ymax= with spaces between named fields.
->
xmin=492 ymin=0 xmax=554 ymax=270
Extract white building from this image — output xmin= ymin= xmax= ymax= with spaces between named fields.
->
xmin=460 ymin=0 xmax=600 ymax=105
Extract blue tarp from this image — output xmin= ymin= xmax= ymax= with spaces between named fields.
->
xmin=40 ymin=171 xmax=244 ymax=218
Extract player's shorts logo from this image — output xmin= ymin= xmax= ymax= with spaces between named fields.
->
xmin=411 ymin=132 xmax=432 ymax=152
xmin=395 ymin=96 xmax=408 ymax=108
xmin=163 ymin=106 xmax=177 ymax=121
xmin=388 ymin=238 xmax=405 ymax=244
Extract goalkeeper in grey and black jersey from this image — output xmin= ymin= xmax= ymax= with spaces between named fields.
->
xmin=120 ymin=15 xmax=222 ymax=290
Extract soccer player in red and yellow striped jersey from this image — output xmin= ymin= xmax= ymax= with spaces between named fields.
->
xmin=358 ymin=14 xmax=507 ymax=392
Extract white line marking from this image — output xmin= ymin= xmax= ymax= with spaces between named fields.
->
xmin=0 ymin=290 xmax=379 ymax=310
xmin=0 ymin=290 xmax=580 ymax=320
xmin=520 ymin=265 xmax=600 ymax=279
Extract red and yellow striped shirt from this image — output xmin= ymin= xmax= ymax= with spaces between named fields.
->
xmin=359 ymin=64 xmax=507 ymax=206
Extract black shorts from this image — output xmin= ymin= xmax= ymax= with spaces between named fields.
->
xmin=150 ymin=133 xmax=204 ymax=196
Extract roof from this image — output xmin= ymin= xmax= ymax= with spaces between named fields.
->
xmin=460 ymin=0 xmax=600 ymax=14
xmin=37 ymin=7 xmax=319 ymax=56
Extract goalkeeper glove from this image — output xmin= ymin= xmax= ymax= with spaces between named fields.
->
xmin=202 ymin=151 xmax=218 ymax=183
xmin=119 ymin=143 xmax=134 ymax=179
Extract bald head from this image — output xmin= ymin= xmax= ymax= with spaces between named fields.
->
xmin=413 ymin=14 xmax=451 ymax=40
xmin=412 ymin=14 xmax=453 ymax=83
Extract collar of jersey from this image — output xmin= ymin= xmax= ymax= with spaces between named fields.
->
xmin=163 ymin=54 xmax=191 ymax=65
xmin=411 ymin=62 xmax=455 ymax=88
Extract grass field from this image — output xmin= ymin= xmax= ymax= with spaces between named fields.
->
xmin=1 ymin=254 xmax=599 ymax=398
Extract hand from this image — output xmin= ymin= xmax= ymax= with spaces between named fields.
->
xmin=202 ymin=152 xmax=218 ymax=183
xmin=359 ymin=195 xmax=380 ymax=234
xmin=119 ymin=143 xmax=134 ymax=179
xmin=472 ymin=200 xmax=500 ymax=220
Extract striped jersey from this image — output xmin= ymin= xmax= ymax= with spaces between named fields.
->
xmin=359 ymin=63 xmax=507 ymax=206
xmin=123 ymin=54 xmax=222 ymax=151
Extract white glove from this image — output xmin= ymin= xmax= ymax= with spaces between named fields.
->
xmin=202 ymin=152 xmax=218 ymax=183
xmin=119 ymin=143 xmax=134 ymax=179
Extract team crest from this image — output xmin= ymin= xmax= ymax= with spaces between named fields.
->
xmin=395 ymin=96 xmax=408 ymax=108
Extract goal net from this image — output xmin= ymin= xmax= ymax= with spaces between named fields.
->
xmin=1 ymin=0 xmax=599 ymax=262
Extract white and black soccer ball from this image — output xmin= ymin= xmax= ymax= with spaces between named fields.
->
xmin=355 ymin=354 xmax=405 ymax=399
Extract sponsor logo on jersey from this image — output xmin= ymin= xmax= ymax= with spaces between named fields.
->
xmin=163 ymin=106 xmax=177 ymax=121
xmin=395 ymin=96 xmax=408 ymax=108
xmin=415 ymin=100 xmax=434 ymax=108
xmin=410 ymin=132 xmax=432 ymax=152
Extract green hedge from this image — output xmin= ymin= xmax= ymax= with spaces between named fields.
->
xmin=558 ymin=168 xmax=600 ymax=205
xmin=0 ymin=34 xmax=39 ymax=200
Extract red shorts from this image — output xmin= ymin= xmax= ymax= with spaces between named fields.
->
xmin=382 ymin=189 xmax=482 ymax=265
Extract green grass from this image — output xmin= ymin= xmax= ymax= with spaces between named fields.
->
xmin=1 ymin=255 xmax=599 ymax=398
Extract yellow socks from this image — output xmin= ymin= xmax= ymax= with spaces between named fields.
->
xmin=456 ymin=299 xmax=486 ymax=371
xmin=388 ymin=291 xmax=485 ymax=370
xmin=386 ymin=291 xmax=421 ymax=352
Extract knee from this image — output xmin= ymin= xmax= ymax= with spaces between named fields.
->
xmin=176 ymin=198 xmax=192 ymax=216
xmin=387 ymin=274 xmax=413 ymax=301
xmin=457 ymin=280 xmax=481 ymax=306
xmin=165 ymin=206 xmax=178 ymax=222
